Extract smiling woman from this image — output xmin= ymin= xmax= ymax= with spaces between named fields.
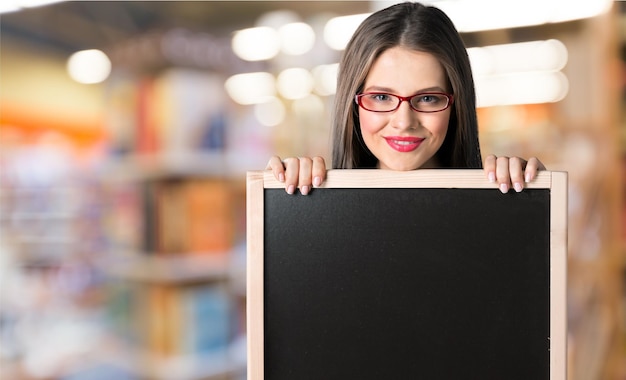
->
xmin=357 ymin=47 xmax=453 ymax=171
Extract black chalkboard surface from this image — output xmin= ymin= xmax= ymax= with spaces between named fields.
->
xmin=247 ymin=170 xmax=567 ymax=380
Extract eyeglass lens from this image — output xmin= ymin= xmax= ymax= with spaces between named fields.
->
xmin=358 ymin=93 xmax=450 ymax=112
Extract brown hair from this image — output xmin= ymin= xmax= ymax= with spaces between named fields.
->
xmin=331 ymin=2 xmax=482 ymax=169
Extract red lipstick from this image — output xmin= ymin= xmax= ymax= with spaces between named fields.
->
xmin=384 ymin=136 xmax=425 ymax=152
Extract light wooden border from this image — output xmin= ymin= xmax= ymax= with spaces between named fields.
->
xmin=549 ymin=171 xmax=568 ymax=379
xmin=246 ymin=171 xmax=266 ymax=380
xmin=246 ymin=169 xmax=567 ymax=380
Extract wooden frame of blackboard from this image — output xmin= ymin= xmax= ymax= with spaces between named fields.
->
xmin=247 ymin=169 xmax=567 ymax=380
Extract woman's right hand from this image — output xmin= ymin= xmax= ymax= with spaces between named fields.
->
xmin=266 ymin=156 xmax=327 ymax=195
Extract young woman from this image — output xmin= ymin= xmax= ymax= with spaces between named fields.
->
xmin=267 ymin=2 xmax=545 ymax=195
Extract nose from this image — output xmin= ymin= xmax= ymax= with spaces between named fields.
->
xmin=389 ymin=99 xmax=418 ymax=130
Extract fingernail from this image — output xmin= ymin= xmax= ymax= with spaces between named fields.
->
xmin=525 ymin=172 xmax=531 ymax=183
xmin=499 ymin=183 xmax=509 ymax=194
xmin=514 ymin=182 xmax=523 ymax=193
xmin=301 ymin=186 xmax=310 ymax=195
xmin=279 ymin=173 xmax=285 ymax=182
xmin=287 ymin=185 xmax=295 ymax=195
xmin=488 ymin=172 xmax=496 ymax=183
xmin=313 ymin=176 xmax=321 ymax=187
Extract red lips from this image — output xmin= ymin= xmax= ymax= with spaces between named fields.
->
xmin=384 ymin=136 xmax=425 ymax=152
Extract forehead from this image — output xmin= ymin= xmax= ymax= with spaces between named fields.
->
xmin=364 ymin=46 xmax=448 ymax=92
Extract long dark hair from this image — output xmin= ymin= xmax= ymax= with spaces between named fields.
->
xmin=331 ymin=2 xmax=482 ymax=169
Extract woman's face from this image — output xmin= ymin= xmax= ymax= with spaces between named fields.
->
xmin=359 ymin=46 xmax=452 ymax=170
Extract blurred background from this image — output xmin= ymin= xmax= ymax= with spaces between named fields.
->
xmin=0 ymin=0 xmax=624 ymax=379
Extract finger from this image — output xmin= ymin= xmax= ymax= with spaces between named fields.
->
xmin=311 ymin=156 xmax=327 ymax=187
xmin=283 ymin=157 xmax=299 ymax=195
xmin=483 ymin=154 xmax=497 ymax=183
xmin=297 ymin=157 xmax=314 ymax=195
xmin=509 ymin=157 xmax=526 ymax=193
xmin=523 ymin=157 xmax=546 ymax=183
xmin=495 ymin=156 xmax=511 ymax=193
xmin=266 ymin=155 xmax=286 ymax=183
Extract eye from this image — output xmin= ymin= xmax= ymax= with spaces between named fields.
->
xmin=417 ymin=94 xmax=441 ymax=104
xmin=367 ymin=93 xmax=394 ymax=103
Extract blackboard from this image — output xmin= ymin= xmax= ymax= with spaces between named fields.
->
xmin=247 ymin=169 xmax=567 ymax=380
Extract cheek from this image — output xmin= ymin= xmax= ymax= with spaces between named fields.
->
xmin=425 ymin=113 xmax=451 ymax=137
xmin=358 ymin=109 xmax=384 ymax=135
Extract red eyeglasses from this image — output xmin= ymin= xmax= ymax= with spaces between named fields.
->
xmin=355 ymin=92 xmax=454 ymax=113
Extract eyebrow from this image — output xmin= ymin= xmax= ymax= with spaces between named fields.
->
xmin=363 ymin=85 xmax=448 ymax=93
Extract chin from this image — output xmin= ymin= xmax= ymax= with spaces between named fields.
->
xmin=379 ymin=161 xmax=423 ymax=171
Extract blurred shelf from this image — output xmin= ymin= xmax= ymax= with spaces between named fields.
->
xmin=9 ymin=211 xmax=79 ymax=220
xmin=96 ymin=152 xmax=249 ymax=182
xmin=15 ymin=235 xmax=75 ymax=244
xmin=102 ymin=252 xmax=245 ymax=284
xmin=105 ymin=347 xmax=246 ymax=380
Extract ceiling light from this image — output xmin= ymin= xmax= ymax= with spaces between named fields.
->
xmin=224 ymin=72 xmax=276 ymax=105
xmin=292 ymin=94 xmax=325 ymax=118
xmin=323 ymin=13 xmax=370 ymax=50
xmin=366 ymin=0 xmax=611 ymax=37
xmin=66 ymin=49 xmax=111 ymax=84
xmin=18 ymin=0 xmax=64 ymax=6
xmin=254 ymin=96 xmax=286 ymax=127
xmin=0 ymin=4 xmax=20 ymax=13
xmin=256 ymin=10 xmax=300 ymax=29
xmin=475 ymin=71 xmax=569 ymax=107
xmin=467 ymin=39 xmax=568 ymax=76
xmin=433 ymin=0 xmax=611 ymax=32
xmin=279 ymin=22 xmax=316 ymax=56
xmin=312 ymin=63 xmax=339 ymax=96
xmin=232 ymin=26 xmax=280 ymax=61
xmin=276 ymin=68 xmax=314 ymax=100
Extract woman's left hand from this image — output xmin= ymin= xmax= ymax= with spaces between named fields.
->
xmin=483 ymin=154 xmax=546 ymax=194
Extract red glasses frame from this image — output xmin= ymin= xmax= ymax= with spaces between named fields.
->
xmin=355 ymin=92 xmax=454 ymax=113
